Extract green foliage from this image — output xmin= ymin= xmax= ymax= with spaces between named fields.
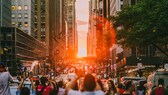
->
xmin=111 ymin=0 xmax=168 ymax=47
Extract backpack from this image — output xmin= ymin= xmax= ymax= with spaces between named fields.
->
xmin=36 ymin=86 xmax=47 ymax=95
xmin=155 ymin=87 xmax=164 ymax=95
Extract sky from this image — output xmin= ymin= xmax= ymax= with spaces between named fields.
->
xmin=76 ymin=0 xmax=89 ymax=57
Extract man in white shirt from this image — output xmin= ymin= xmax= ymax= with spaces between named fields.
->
xmin=65 ymin=69 xmax=104 ymax=95
xmin=0 ymin=62 xmax=13 ymax=95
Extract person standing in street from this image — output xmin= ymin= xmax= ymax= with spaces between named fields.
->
xmin=0 ymin=62 xmax=13 ymax=95
xmin=105 ymin=79 xmax=117 ymax=95
xmin=151 ymin=78 xmax=168 ymax=95
xmin=65 ymin=69 xmax=105 ymax=95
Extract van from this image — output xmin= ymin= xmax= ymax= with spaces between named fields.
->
xmin=147 ymin=69 xmax=168 ymax=90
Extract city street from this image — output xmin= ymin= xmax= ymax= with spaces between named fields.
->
xmin=1 ymin=0 xmax=168 ymax=95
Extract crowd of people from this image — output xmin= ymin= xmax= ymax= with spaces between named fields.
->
xmin=1 ymin=62 xmax=168 ymax=95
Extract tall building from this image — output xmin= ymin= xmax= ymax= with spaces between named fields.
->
xmin=11 ymin=0 xmax=35 ymax=35
xmin=34 ymin=0 xmax=49 ymax=56
xmin=0 ymin=0 xmax=12 ymax=62
xmin=0 ymin=27 xmax=46 ymax=67
xmin=110 ymin=0 xmax=123 ymax=16
xmin=34 ymin=0 xmax=49 ymax=42
xmin=88 ymin=0 xmax=111 ymax=58
xmin=67 ymin=0 xmax=77 ymax=59
xmin=0 ymin=0 xmax=11 ymax=27
xmin=87 ymin=0 xmax=98 ymax=57
xmin=49 ymin=0 xmax=67 ymax=66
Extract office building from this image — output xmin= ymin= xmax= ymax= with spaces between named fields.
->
xmin=11 ymin=0 xmax=35 ymax=35
xmin=0 ymin=0 xmax=11 ymax=27
xmin=0 ymin=27 xmax=46 ymax=67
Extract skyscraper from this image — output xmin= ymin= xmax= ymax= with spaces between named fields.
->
xmin=110 ymin=0 xmax=123 ymax=16
xmin=49 ymin=0 xmax=67 ymax=66
xmin=87 ymin=0 xmax=98 ymax=57
xmin=34 ymin=0 xmax=49 ymax=43
xmin=88 ymin=0 xmax=111 ymax=58
xmin=11 ymin=0 xmax=35 ymax=35
xmin=0 ymin=0 xmax=11 ymax=27
xmin=66 ymin=0 xmax=77 ymax=59
xmin=34 ymin=0 xmax=49 ymax=57
xmin=0 ymin=0 xmax=12 ymax=62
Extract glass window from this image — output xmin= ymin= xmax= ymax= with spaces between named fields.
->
xmin=12 ymin=6 xmax=15 ymax=10
xmin=24 ymin=22 xmax=28 ymax=27
xmin=24 ymin=30 xmax=28 ymax=34
xmin=24 ymin=13 xmax=28 ymax=18
xmin=6 ymin=34 xmax=12 ymax=40
xmin=12 ymin=14 xmax=15 ymax=18
xmin=18 ymin=5 xmax=22 ymax=10
xmin=18 ymin=22 xmax=22 ymax=27
xmin=12 ymin=22 xmax=15 ymax=25
xmin=24 ymin=5 xmax=28 ymax=10
xmin=18 ymin=13 xmax=22 ymax=18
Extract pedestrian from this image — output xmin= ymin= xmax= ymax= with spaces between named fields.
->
xmin=16 ymin=71 xmax=36 ymax=95
xmin=0 ymin=62 xmax=13 ymax=95
xmin=122 ymin=80 xmax=134 ymax=95
xmin=136 ymin=81 xmax=146 ymax=95
xmin=97 ymin=79 xmax=104 ymax=91
xmin=105 ymin=79 xmax=117 ymax=95
xmin=49 ymin=81 xmax=59 ymax=95
xmin=57 ymin=80 xmax=65 ymax=95
xmin=117 ymin=77 xmax=125 ymax=95
xmin=150 ymin=78 xmax=168 ymax=95
xmin=66 ymin=78 xmax=71 ymax=88
xmin=37 ymin=76 xmax=52 ymax=95
xmin=65 ymin=69 xmax=104 ymax=95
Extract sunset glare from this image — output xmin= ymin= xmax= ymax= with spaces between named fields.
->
xmin=76 ymin=0 xmax=89 ymax=57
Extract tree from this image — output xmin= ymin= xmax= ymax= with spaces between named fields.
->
xmin=111 ymin=0 xmax=168 ymax=56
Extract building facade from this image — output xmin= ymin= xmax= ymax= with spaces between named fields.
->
xmin=0 ymin=0 xmax=11 ymax=27
xmin=110 ymin=0 xmax=123 ymax=16
xmin=66 ymin=0 xmax=77 ymax=59
xmin=0 ymin=27 xmax=46 ymax=67
xmin=49 ymin=0 xmax=67 ymax=66
xmin=88 ymin=0 xmax=112 ymax=58
xmin=34 ymin=0 xmax=49 ymax=57
xmin=0 ymin=0 xmax=12 ymax=63
xmin=34 ymin=0 xmax=49 ymax=43
xmin=87 ymin=0 xmax=98 ymax=57
xmin=11 ymin=0 xmax=35 ymax=35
